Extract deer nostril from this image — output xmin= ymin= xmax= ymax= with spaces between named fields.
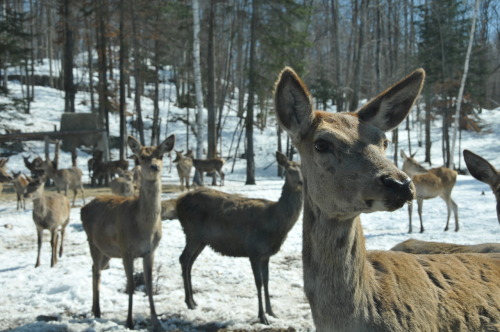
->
xmin=150 ymin=164 xmax=159 ymax=172
xmin=381 ymin=174 xmax=413 ymax=197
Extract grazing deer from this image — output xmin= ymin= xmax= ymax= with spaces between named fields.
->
xmin=173 ymin=150 xmax=193 ymax=191
xmin=391 ymin=238 xmax=500 ymax=254
xmin=12 ymin=171 xmax=29 ymax=210
xmin=176 ymin=151 xmax=303 ymax=324
xmin=110 ymin=169 xmax=135 ymax=197
xmin=81 ymin=134 xmax=175 ymax=332
xmin=275 ymin=67 xmax=500 ymax=331
xmin=42 ymin=160 xmax=85 ymax=207
xmin=463 ymin=149 xmax=500 ymax=224
xmin=24 ymin=175 xmax=70 ymax=268
xmin=186 ymin=150 xmax=225 ymax=186
xmin=400 ymin=150 xmax=458 ymax=233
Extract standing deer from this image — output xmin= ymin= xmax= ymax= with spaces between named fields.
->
xmin=463 ymin=149 xmax=500 ymax=224
xmin=0 ymin=159 xmax=13 ymax=193
xmin=391 ymin=238 xmax=500 ymax=254
xmin=275 ymin=67 xmax=500 ymax=331
xmin=186 ymin=150 xmax=225 ymax=186
xmin=12 ymin=171 xmax=29 ymax=210
xmin=400 ymin=150 xmax=458 ymax=233
xmin=81 ymin=134 xmax=175 ymax=332
xmin=173 ymin=150 xmax=193 ymax=191
xmin=176 ymin=151 xmax=303 ymax=324
xmin=42 ymin=160 xmax=85 ymax=207
xmin=24 ymin=175 xmax=70 ymax=268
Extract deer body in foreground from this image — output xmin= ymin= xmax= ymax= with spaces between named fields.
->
xmin=43 ymin=161 xmax=85 ymax=207
xmin=391 ymin=238 xmax=500 ymax=254
xmin=400 ymin=150 xmax=458 ymax=233
xmin=275 ymin=67 xmax=500 ymax=332
xmin=463 ymin=149 xmax=500 ymax=224
xmin=173 ymin=150 xmax=193 ymax=191
xmin=25 ymin=176 xmax=70 ymax=268
xmin=110 ymin=170 xmax=135 ymax=197
xmin=12 ymin=171 xmax=29 ymax=210
xmin=176 ymin=151 xmax=303 ymax=324
xmin=81 ymin=134 xmax=175 ymax=332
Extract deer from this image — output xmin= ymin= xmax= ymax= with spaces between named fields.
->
xmin=0 ymin=159 xmax=13 ymax=194
xmin=400 ymin=150 xmax=458 ymax=233
xmin=110 ymin=169 xmax=135 ymax=197
xmin=274 ymin=67 xmax=500 ymax=332
xmin=463 ymin=149 xmax=500 ymax=224
xmin=81 ymin=134 xmax=175 ymax=332
xmin=173 ymin=150 xmax=193 ymax=191
xmin=24 ymin=175 xmax=70 ymax=268
xmin=42 ymin=160 xmax=85 ymax=207
xmin=176 ymin=151 xmax=303 ymax=325
xmin=391 ymin=238 xmax=500 ymax=254
xmin=90 ymin=151 xmax=129 ymax=186
xmin=22 ymin=155 xmax=45 ymax=178
xmin=186 ymin=150 xmax=225 ymax=186
xmin=12 ymin=171 xmax=29 ymax=210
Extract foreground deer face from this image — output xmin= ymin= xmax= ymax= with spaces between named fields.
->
xmin=128 ymin=136 xmax=170 ymax=182
xmin=463 ymin=149 xmax=500 ymax=224
xmin=275 ymin=68 xmax=423 ymax=219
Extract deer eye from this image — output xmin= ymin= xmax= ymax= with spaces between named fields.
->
xmin=314 ymin=140 xmax=328 ymax=152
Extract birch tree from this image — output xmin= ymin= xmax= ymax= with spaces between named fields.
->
xmin=449 ymin=0 xmax=480 ymax=169
xmin=192 ymin=0 xmax=204 ymax=161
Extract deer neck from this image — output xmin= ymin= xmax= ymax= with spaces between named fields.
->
xmin=276 ymin=181 xmax=303 ymax=232
xmin=302 ymin=183 xmax=375 ymax=331
xmin=32 ymin=189 xmax=48 ymax=217
xmin=138 ymin=176 xmax=162 ymax=224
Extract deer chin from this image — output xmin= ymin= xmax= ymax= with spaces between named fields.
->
xmin=365 ymin=198 xmax=407 ymax=212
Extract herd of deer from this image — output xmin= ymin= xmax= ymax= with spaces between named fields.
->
xmin=0 ymin=67 xmax=499 ymax=331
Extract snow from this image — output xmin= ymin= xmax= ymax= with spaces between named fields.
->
xmin=0 ymin=69 xmax=499 ymax=332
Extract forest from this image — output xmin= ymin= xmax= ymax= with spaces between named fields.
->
xmin=0 ymin=0 xmax=499 ymax=181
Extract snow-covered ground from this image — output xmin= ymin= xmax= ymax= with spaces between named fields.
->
xmin=0 ymin=69 xmax=499 ymax=331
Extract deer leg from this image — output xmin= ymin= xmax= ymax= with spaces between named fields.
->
xmin=219 ymin=170 xmax=225 ymax=186
xmin=179 ymin=239 xmax=205 ymax=309
xmin=50 ymin=229 xmax=59 ymax=267
xmin=262 ymin=257 xmax=276 ymax=318
xmin=89 ymin=244 xmax=110 ymax=318
xmin=407 ymin=201 xmax=413 ymax=233
xmin=72 ymin=189 xmax=77 ymax=207
xmin=59 ymin=222 xmax=68 ymax=258
xmin=417 ymin=198 xmax=424 ymax=233
xmin=123 ymin=254 xmax=135 ymax=330
xmin=451 ymin=198 xmax=459 ymax=232
xmin=250 ymin=256 xmax=269 ymax=325
xmin=35 ymin=227 xmax=43 ymax=268
xmin=142 ymin=253 xmax=163 ymax=332
xmin=80 ymin=184 xmax=85 ymax=205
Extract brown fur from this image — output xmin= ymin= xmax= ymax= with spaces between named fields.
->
xmin=12 ymin=171 xmax=29 ymax=210
xmin=25 ymin=176 xmax=70 ymax=268
xmin=81 ymin=135 xmax=174 ymax=331
xmin=42 ymin=160 xmax=85 ymax=207
xmin=463 ymin=149 xmax=500 ymax=224
xmin=173 ymin=150 xmax=193 ymax=191
xmin=401 ymin=150 xmax=458 ymax=233
xmin=186 ymin=151 xmax=225 ymax=186
xmin=275 ymin=67 xmax=500 ymax=332
xmin=109 ymin=170 xmax=135 ymax=197
xmin=391 ymin=238 xmax=500 ymax=254
xmin=176 ymin=151 xmax=303 ymax=324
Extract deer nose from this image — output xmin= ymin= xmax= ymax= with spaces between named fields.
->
xmin=381 ymin=174 xmax=414 ymax=201
xmin=150 ymin=164 xmax=159 ymax=172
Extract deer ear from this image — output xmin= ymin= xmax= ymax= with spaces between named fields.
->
xmin=275 ymin=151 xmax=289 ymax=168
xmin=128 ymin=136 xmax=142 ymax=155
xmin=356 ymin=69 xmax=425 ymax=132
xmin=400 ymin=149 xmax=408 ymax=159
xmin=156 ymin=134 xmax=176 ymax=156
xmin=463 ymin=150 xmax=498 ymax=186
xmin=275 ymin=67 xmax=315 ymax=143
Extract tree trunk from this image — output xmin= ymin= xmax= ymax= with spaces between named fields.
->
xmin=245 ymin=0 xmax=258 ymax=185
xmin=449 ymin=0 xmax=479 ymax=169
xmin=207 ymin=0 xmax=216 ymax=159
xmin=61 ymin=0 xmax=75 ymax=113
xmin=131 ymin=0 xmax=145 ymax=145
xmin=118 ymin=0 xmax=127 ymax=161
xmin=192 ymin=0 xmax=204 ymax=162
